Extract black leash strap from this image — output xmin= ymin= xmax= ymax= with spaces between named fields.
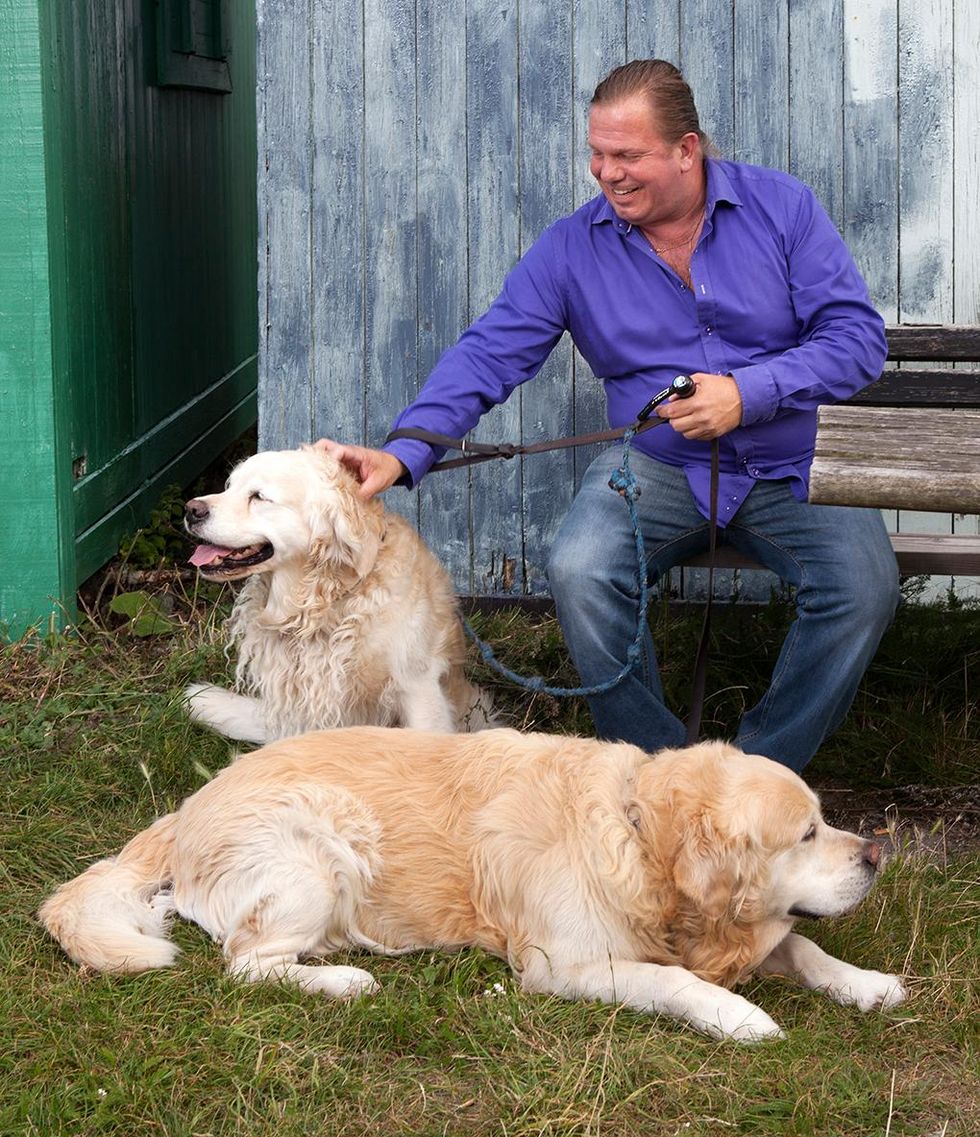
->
xmin=685 ymin=439 xmax=720 ymax=744
xmin=385 ymin=375 xmax=698 ymax=471
xmin=385 ymin=417 xmax=665 ymax=471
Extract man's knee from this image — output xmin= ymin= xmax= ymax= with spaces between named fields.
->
xmin=547 ymin=536 xmax=600 ymax=604
xmin=849 ymin=536 xmax=900 ymax=626
xmin=809 ymin=548 xmax=899 ymax=631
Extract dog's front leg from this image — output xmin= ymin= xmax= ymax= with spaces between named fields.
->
xmin=523 ymin=957 xmax=785 ymax=1042
xmin=757 ymin=932 xmax=907 ymax=1011
xmin=184 ymin=683 xmax=271 ymax=744
xmin=395 ymin=671 xmax=457 ymax=732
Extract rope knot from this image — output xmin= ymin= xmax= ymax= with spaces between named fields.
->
xmin=607 ymin=467 xmax=641 ymax=500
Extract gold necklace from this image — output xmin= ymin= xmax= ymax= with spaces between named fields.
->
xmin=648 ymin=208 xmax=705 ymax=256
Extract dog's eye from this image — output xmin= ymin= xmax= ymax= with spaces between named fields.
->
xmin=249 ymin=491 xmax=266 ymax=503
xmin=802 ymin=824 xmax=817 ymax=842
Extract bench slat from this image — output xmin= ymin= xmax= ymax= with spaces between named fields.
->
xmin=850 ymin=369 xmax=980 ymax=407
xmin=885 ymin=324 xmax=980 ymax=360
xmin=808 ymin=406 xmax=980 ymax=513
xmin=682 ymin=535 xmax=980 ymax=577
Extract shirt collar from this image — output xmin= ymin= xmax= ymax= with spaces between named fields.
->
xmin=590 ymin=158 xmax=743 ymax=233
xmin=705 ymin=159 xmax=742 ymax=215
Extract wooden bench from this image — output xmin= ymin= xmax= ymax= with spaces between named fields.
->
xmin=688 ymin=325 xmax=980 ymax=578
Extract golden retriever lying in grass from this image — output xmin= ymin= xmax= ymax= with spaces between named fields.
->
xmin=40 ymin=729 xmax=905 ymax=1042
xmin=182 ymin=446 xmax=492 ymax=743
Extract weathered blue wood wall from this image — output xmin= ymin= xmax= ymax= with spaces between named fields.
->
xmin=257 ymin=0 xmax=980 ymax=600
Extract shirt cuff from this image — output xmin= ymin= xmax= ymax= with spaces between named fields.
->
xmin=382 ymin=438 xmax=436 ymax=489
xmin=730 ymin=363 xmax=779 ymax=425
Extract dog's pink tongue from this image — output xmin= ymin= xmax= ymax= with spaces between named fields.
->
xmin=189 ymin=544 xmax=232 ymax=567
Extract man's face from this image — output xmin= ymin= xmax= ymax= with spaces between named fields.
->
xmin=588 ymin=95 xmax=698 ymax=230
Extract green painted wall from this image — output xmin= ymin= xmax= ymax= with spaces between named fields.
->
xmin=0 ymin=0 xmax=257 ymax=639
xmin=0 ymin=0 xmax=74 ymax=639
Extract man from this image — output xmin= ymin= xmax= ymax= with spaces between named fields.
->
xmin=319 ymin=59 xmax=898 ymax=773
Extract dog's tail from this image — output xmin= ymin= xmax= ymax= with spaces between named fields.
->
xmin=39 ymin=813 xmax=180 ymax=973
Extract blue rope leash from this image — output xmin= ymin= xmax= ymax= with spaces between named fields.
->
xmin=463 ymin=427 xmax=650 ymax=698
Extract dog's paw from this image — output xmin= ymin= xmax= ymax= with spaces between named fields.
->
xmin=299 ymin=965 xmax=380 ymax=999
xmin=833 ymin=969 xmax=907 ymax=1012
xmin=183 ymin=682 xmax=215 ymax=717
xmin=699 ymin=997 xmax=785 ymax=1043
xmin=181 ymin=684 xmax=269 ymax=743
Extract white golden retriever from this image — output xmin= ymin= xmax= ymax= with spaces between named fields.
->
xmin=40 ymin=729 xmax=905 ymax=1042
xmin=182 ymin=446 xmax=492 ymax=743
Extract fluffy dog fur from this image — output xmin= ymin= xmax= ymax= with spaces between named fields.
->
xmin=40 ymin=729 xmax=905 ymax=1042
xmin=182 ymin=446 xmax=492 ymax=743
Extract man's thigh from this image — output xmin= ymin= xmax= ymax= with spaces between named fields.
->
xmin=555 ymin=449 xmax=714 ymax=581
xmin=726 ymin=479 xmax=896 ymax=590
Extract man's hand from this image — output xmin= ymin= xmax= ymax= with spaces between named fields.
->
xmin=657 ymin=372 xmax=742 ymax=440
xmin=314 ymin=439 xmax=406 ymax=500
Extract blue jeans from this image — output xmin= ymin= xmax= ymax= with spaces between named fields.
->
xmin=547 ymin=448 xmax=899 ymax=772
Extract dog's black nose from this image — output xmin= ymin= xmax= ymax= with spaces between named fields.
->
xmin=184 ymin=498 xmax=209 ymax=524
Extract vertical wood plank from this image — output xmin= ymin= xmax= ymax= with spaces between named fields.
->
xmin=517 ymin=2 xmax=575 ymax=594
xmin=842 ymin=0 xmax=899 ymax=321
xmin=466 ymin=0 xmax=521 ymax=594
xmin=948 ymin=0 xmax=979 ymax=595
xmin=309 ymin=0 xmax=364 ymax=451
xmin=893 ymin=0 xmax=955 ymax=580
xmin=258 ymin=0 xmax=313 ymax=449
xmin=571 ymin=1 xmax=625 ymax=212
xmin=570 ymin=1 xmax=625 ymax=489
xmin=0 ymin=0 xmax=74 ymax=635
xmin=953 ymin=0 xmax=980 ymax=325
xmin=734 ymin=0 xmax=789 ymax=170
xmin=680 ymin=0 xmax=735 ymax=157
xmin=363 ymin=0 xmax=418 ymax=528
xmin=898 ymin=0 xmax=954 ymax=322
xmin=626 ymin=0 xmax=681 ymax=63
xmin=416 ymin=0 xmax=471 ymax=585
xmin=788 ymin=0 xmax=844 ymax=227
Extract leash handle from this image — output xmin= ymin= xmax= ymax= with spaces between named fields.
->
xmin=636 ymin=374 xmax=696 ymax=422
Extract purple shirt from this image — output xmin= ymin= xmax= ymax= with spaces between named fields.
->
xmin=385 ymin=159 xmax=887 ymax=526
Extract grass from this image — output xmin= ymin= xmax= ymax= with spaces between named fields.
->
xmin=1 ymin=573 xmax=978 ymax=1135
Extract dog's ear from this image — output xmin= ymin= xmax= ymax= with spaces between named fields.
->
xmin=673 ymin=809 xmax=773 ymax=923
xmin=671 ymin=812 xmax=749 ymax=921
xmin=306 ymin=462 xmax=384 ymax=582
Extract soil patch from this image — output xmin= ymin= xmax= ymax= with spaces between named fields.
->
xmin=815 ymin=780 xmax=980 ymax=860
